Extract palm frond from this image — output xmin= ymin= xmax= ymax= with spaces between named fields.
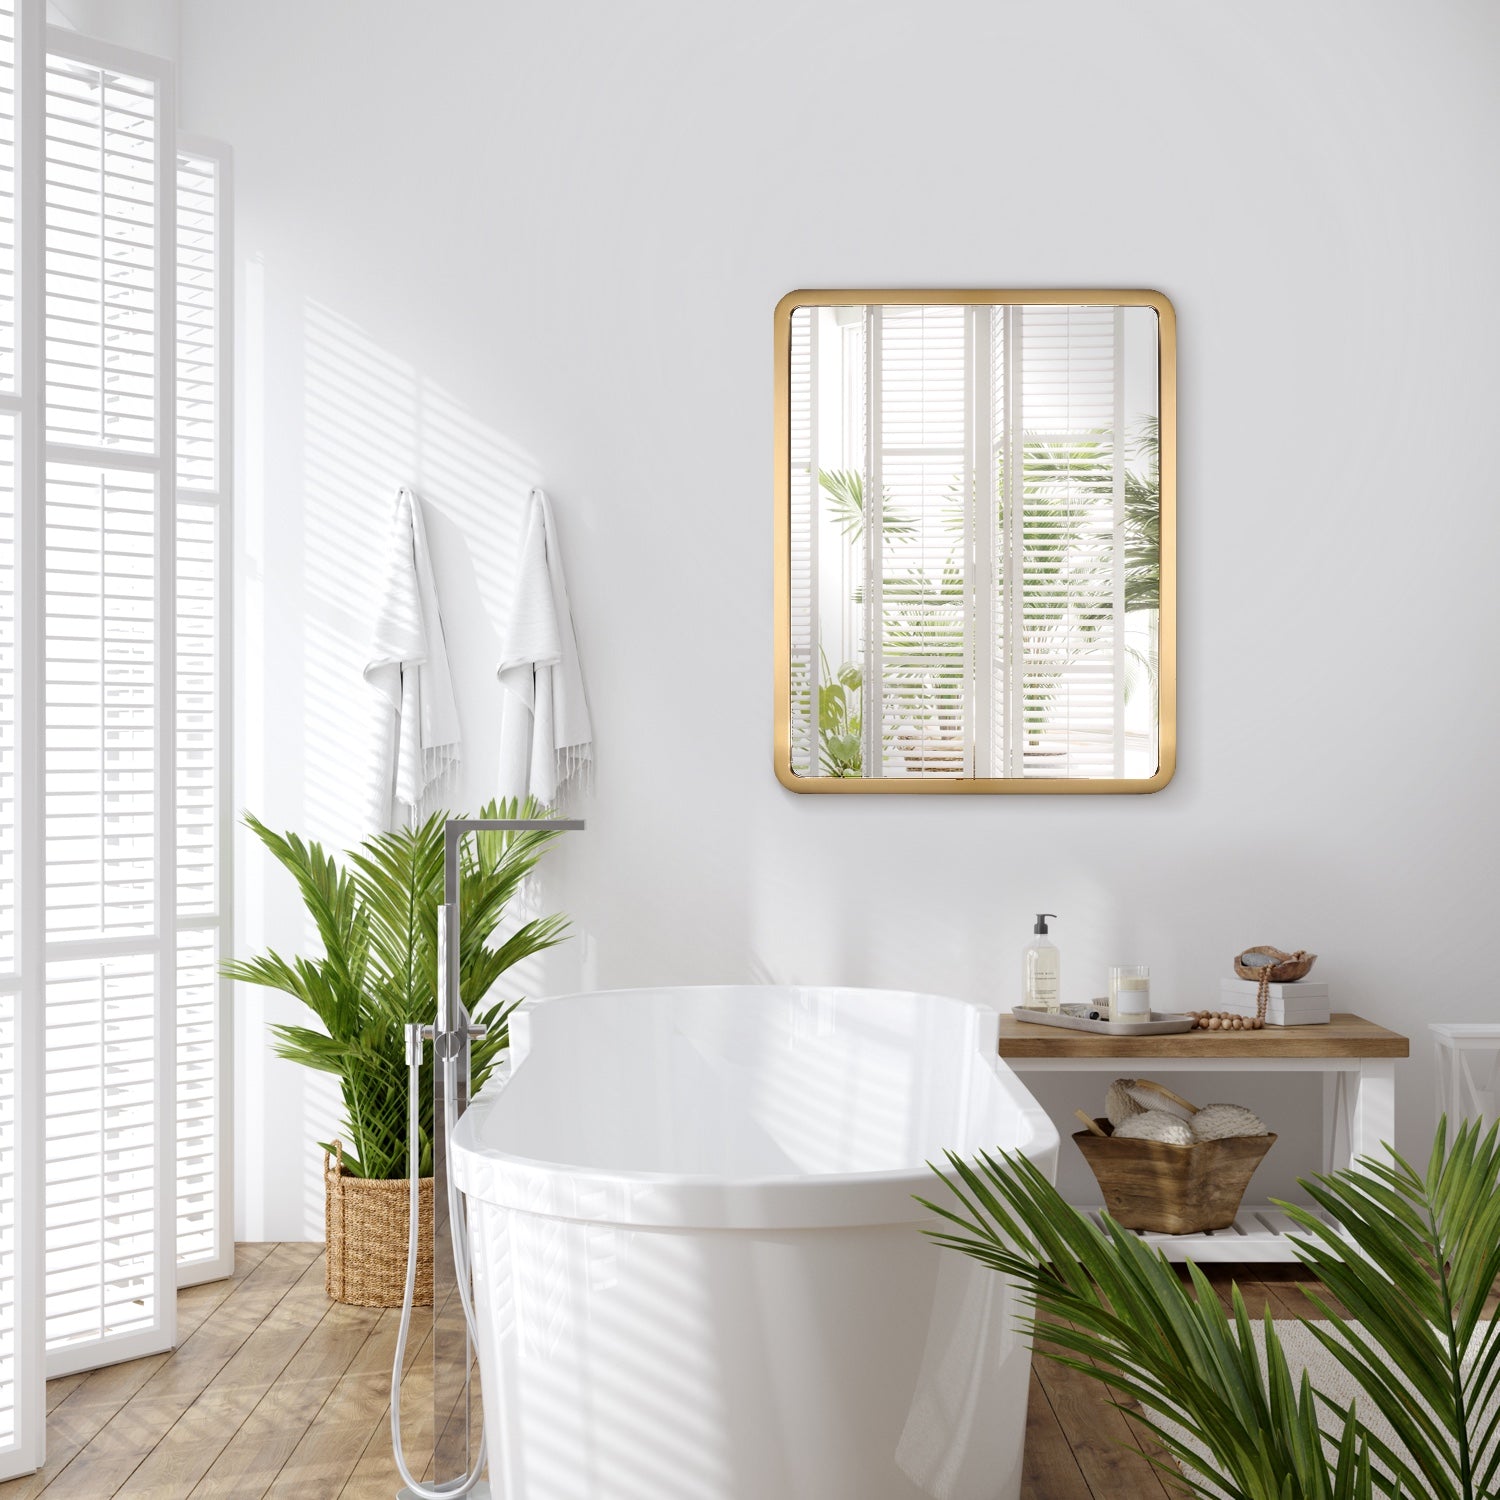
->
xmin=1276 ymin=1116 xmax=1500 ymax=1499
xmin=918 ymin=1147 xmax=1377 ymax=1499
xmin=923 ymin=1122 xmax=1498 ymax=1499
xmin=818 ymin=467 xmax=914 ymax=541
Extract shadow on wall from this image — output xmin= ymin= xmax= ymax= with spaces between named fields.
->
xmin=243 ymin=292 xmax=565 ymax=1238
xmin=301 ymin=296 xmax=538 ymax=851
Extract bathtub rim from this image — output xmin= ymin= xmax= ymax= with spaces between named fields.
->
xmin=450 ymin=983 xmax=1060 ymax=1230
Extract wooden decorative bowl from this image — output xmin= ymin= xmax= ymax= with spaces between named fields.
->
xmin=1073 ymin=1119 xmax=1276 ymax=1235
xmin=1233 ymin=947 xmax=1317 ymax=984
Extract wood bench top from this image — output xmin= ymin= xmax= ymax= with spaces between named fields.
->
xmin=998 ymin=1012 xmax=1409 ymax=1060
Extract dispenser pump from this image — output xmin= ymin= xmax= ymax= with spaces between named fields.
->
xmin=1033 ymin=912 xmax=1056 ymax=935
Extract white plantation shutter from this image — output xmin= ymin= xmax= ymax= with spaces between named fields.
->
xmin=0 ymin=401 xmax=35 ymax=1474
xmin=0 ymin=0 xmax=41 ymax=1477
xmin=173 ymin=144 xmax=230 ymax=1283
xmin=40 ymin=35 xmax=176 ymax=1376
xmin=787 ymin=299 xmax=1143 ymax=781
xmin=0 ymin=9 xmax=219 ymax=1453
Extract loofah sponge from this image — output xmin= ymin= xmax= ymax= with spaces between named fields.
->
xmin=1190 ymin=1103 xmax=1267 ymax=1141
xmin=1111 ymin=1109 xmax=1195 ymax=1146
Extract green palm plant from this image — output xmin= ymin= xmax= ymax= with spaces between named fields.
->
xmin=921 ymin=1117 xmax=1500 ymax=1500
xmin=223 ymin=798 xmax=569 ymax=1179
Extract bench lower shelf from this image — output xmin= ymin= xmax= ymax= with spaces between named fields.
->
xmin=1076 ymin=1203 xmax=1324 ymax=1263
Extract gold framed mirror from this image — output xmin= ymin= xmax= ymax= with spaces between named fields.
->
xmin=774 ymin=289 xmax=1175 ymax=794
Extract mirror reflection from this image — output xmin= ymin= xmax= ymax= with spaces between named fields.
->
xmin=781 ymin=295 xmax=1171 ymax=789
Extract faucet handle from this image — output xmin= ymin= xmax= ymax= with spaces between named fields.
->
xmin=406 ymin=1023 xmax=435 ymax=1066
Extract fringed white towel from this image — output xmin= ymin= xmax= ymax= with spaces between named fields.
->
xmin=497 ymin=488 xmax=592 ymax=806
xmin=364 ymin=486 xmax=462 ymax=831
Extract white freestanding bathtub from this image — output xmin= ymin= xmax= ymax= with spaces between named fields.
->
xmin=450 ymin=985 xmax=1058 ymax=1500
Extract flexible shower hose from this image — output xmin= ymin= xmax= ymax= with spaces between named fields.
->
xmin=390 ymin=1036 xmax=488 ymax=1497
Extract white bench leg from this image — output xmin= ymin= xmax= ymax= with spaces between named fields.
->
xmin=1349 ymin=1059 xmax=1396 ymax=1169
xmin=1322 ymin=1069 xmax=1351 ymax=1176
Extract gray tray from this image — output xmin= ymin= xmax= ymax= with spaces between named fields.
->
xmin=1010 ymin=1006 xmax=1197 ymax=1037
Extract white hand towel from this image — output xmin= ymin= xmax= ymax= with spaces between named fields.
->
xmin=497 ymin=488 xmax=592 ymax=806
xmin=364 ymin=487 xmax=462 ymax=830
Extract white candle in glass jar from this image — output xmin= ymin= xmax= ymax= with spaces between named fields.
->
xmin=1109 ymin=966 xmax=1150 ymax=1022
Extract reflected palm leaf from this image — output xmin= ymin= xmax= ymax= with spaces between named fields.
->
xmin=819 ymin=467 xmax=915 ymax=541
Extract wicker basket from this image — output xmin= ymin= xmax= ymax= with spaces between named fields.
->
xmin=1073 ymin=1120 xmax=1276 ymax=1234
xmin=324 ymin=1141 xmax=433 ymax=1307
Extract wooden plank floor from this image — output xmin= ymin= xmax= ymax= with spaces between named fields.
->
xmin=0 ymin=1249 xmax=1377 ymax=1499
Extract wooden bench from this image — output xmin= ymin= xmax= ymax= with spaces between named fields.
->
xmin=998 ymin=1012 xmax=1410 ymax=1262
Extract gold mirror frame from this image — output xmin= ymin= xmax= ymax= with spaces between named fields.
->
xmin=773 ymin=288 xmax=1176 ymax=794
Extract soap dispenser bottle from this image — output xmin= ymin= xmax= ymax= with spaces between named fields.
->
xmin=1023 ymin=913 xmax=1061 ymax=1013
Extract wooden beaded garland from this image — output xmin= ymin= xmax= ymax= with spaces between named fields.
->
xmin=1188 ymin=1010 xmax=1266 ymax=1032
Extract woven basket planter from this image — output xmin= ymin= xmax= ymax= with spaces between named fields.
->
xmin=1074 ymin=1119 xmax=1276 ymax=1235
xmin=324 ymin=1141 xmax=432 ymax=1307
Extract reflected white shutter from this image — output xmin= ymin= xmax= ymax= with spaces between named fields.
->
xmin=1013 ymin=306 xmax=1121 ymax=778
xmin=174 ymin=145 xmax=229 ymax=1282
xmin=872 ymin=305 xmax=968 ymax=776
xmin=41 ymin=38 xmax=175 ymax=1376
xmin=787 ymin=309 xmax=814 ymax=775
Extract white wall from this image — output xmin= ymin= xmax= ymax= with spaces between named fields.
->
xmin=48 ymin=0 xmax=178 ymax=61
xmin=176 ymin=0 xmax=1500 ymax=1241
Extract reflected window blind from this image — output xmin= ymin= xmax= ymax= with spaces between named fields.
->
xmin=787 ymin=310 xmax=814 ymax=775
xmin=41 ymin=45 xmax=175 ymax=1373
xmin=872 ymin=305 xmax=969 ymax=777
xmin=173 ymin=147 xmax=228 ymax=1280
xmin=1014 ymin=306 xmax=1121 ymax=778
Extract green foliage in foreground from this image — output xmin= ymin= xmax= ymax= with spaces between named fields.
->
xmin=921 ymin=1117 xmax=1500 ymax=1500
xmin=224 ymin=798 xmax=568 ymax=1179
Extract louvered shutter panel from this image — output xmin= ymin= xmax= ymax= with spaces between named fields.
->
xmin=1013 ymin=306 xmax=1122 ymax=778
xmin=41 ymin=40 xmax=175 ymax=1375
xmin=1 ymin=0 xmax=43 ymax=1475
xmin=0 ymin=392 xmax=32 ymax=1470
xmin=174 ymin=145 xmax=229 ymax=1282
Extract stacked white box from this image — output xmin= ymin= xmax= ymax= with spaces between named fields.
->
xmin=1218 ymin=978 xmax=1330 ymax=1026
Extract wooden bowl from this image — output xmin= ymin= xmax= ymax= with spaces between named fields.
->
xmin=1233 ymin=947 xmax=1317 ymax=984
xmin=1073 ymin=1119 xmax=1276 ymax=1235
